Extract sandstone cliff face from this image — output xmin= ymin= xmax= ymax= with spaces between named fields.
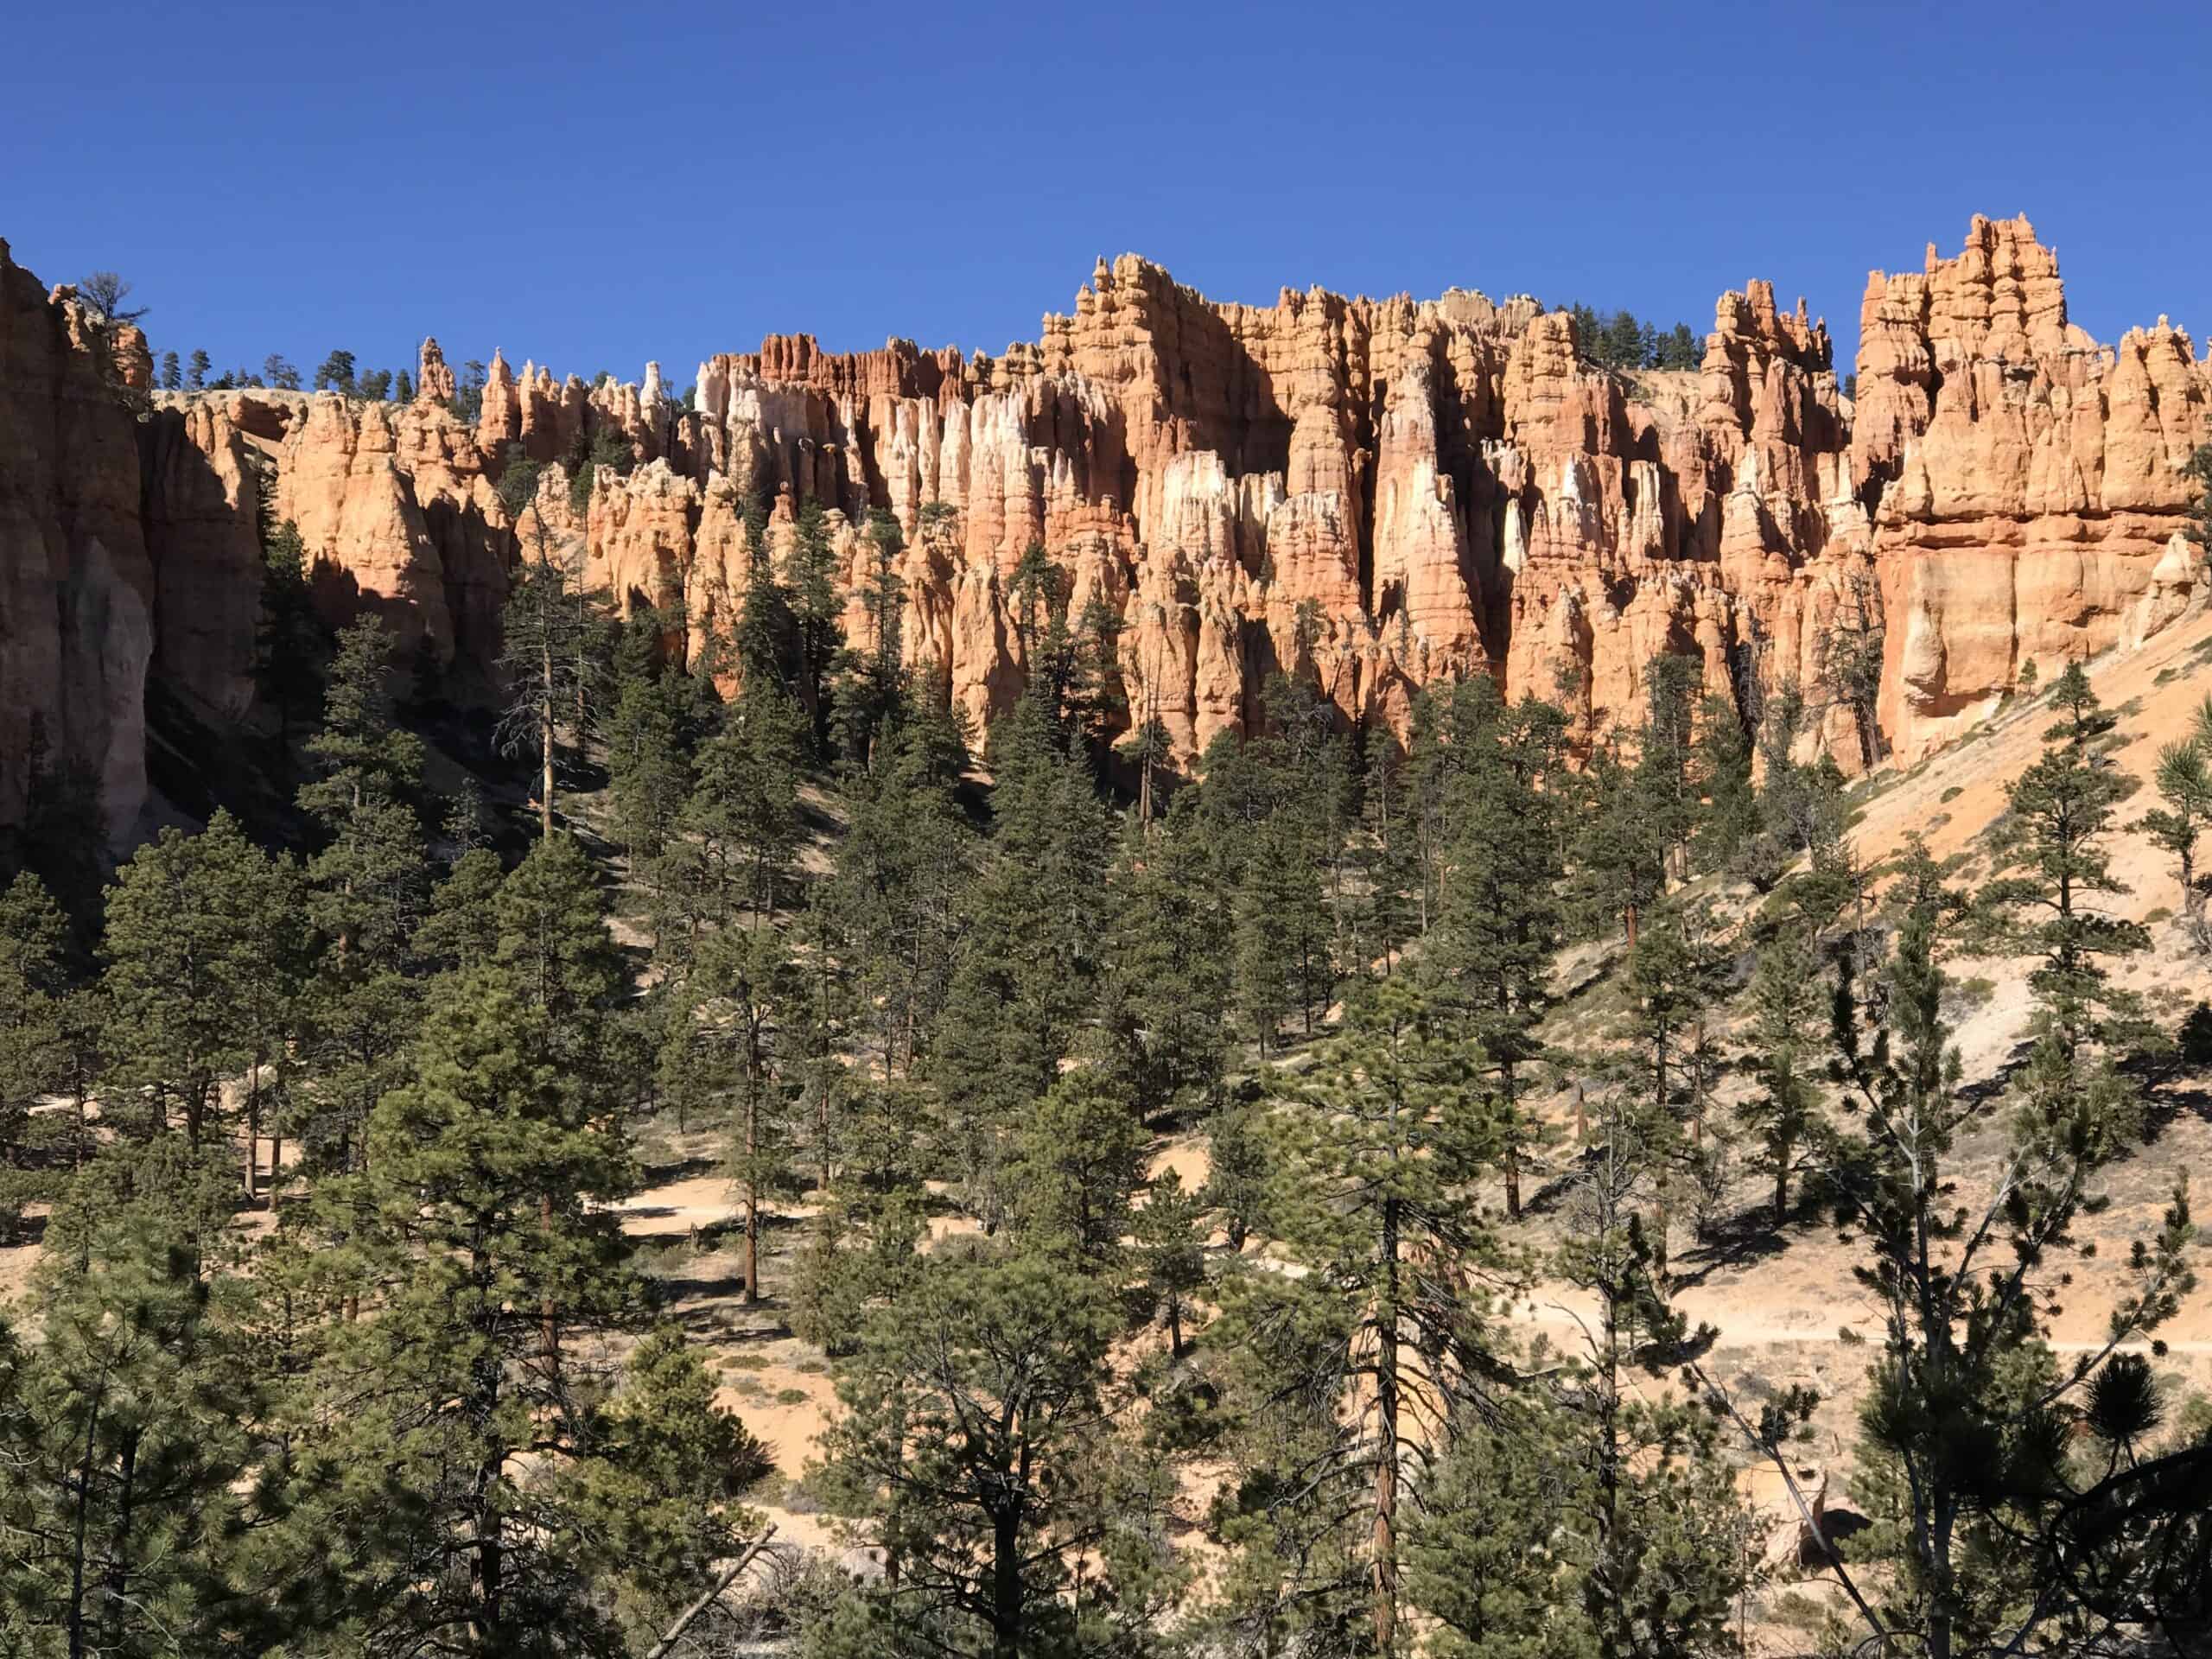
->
xmin=3 ymin=217 xmax=2204 ymax=837
xmin=0 ymin=241 xmax=156 ymax=833
xmin=642 ymin=221 xmax=2202 ymax=766
xmin=144 ymin=385 xmax=515 ymax=683
xmin=659 ymin=257 xmax=1870 ymax=759
xmin=1855 ymin=216 xmax=2210 ymax=755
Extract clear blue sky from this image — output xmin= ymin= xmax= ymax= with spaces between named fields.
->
xmin=5 ymin=0 xmax=2207 ymax=388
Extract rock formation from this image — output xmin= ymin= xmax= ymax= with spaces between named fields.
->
xmin=2 ymin=216 xmax=2205 ymax=837
xmin=0 ymin=240 xmax=156 ymax=833
xmin=1855 ymin=216 xmax=2210 ymax=754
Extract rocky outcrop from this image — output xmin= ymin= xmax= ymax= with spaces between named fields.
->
xmin=138 ymin=395 xmax=271 ymax=721
xmin=3 ymin=217 xmax=2205 ymax=837
xmin=666 ymin=257 xmax=1863 ymax=757
xmin=645 ymin=222 xmax=2203 ymax=766
xmin=0 ymin=240 xmax=157 ymax=835
xmin=271 ymin=393 xmax=510 ymax=672
xmin=416 ymin=336 xmax=455 ymax=406
xmin=1855 ymin=216 xmax=2211 ymax=755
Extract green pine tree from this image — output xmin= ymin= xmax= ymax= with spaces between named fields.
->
xmin=812 ymin=1242 xmax=1179 ymax=1659
xmin=2140 ymin=731 xmax=2212 ymax=947
xmin=930 ymin=690 xmax=1109 ymax=1227
xmin=1214 ymin=978 xmax=1508 ymax=1653
xmin=1004 ymin=1057 xmax=1147 ymax=1268
xmin=1980 ymin=661 xmax=2152 ymax=1058
xmin=265 ymin=961 xmax=750 ymax=1656
xmin=1428 ymin=690 xmax=1570 ymax=1218
xmin=660 ymin=924 xmax=804 ymax=1303
xmin=1806 ymin=839 xmax=2198 ymax=1659
xmin=101 ymin=813 xmax=305 ymax=1181
xmin=1136 ymin=1165 xmax=1208 ymax=1358
xmin=0 ymin=873 xmax=71 ymax=1240
xmin=0 ymin=1138 xmax=263 ymax=1657
xmin=1733 ymin=912 xmax=1827 ymax=1226
xmin=1107 ymin=797 xmax=1230 ymax=1115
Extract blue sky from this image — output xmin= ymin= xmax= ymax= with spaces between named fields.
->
xmin=5 ymin=0 xmax=2207 ymax=388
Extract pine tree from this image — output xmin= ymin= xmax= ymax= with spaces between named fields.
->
xmin=499 ymin=515 xmax=606 ymax=836
xmin=1818 ymin=575 xmax=1886 ymax=770
xmin=495 ymin=442 xmax=545 ymax=522
xmin=493 ymin=830 xmax=628 ymax=1028
xmin=1230 ymin=810 xmax=1331 ymax=1053
xmin=77 ymin=271 xmax=147 ymax=324
xmin=0 ymin=873 xmax=70 ymax=1239
xmin=413 ymin=844 xmax=506 ymax=975
xmin=1573 ymin=744 xmax=1667 ymax=946
xmin=1640 ymin=650 xmax=1702 ymax=880
xmin=2141 ymin=734 xmax=2212 ymax=947
xmin=298 ymin=616 xmax=427 ymax=961
xmin=789 ymin=1122 xmax=928 ymax=1360
xmin=312 ymin=349 xmax=357 ymax=394
xmin=278 ymin=963 xmax=748 ymax=1656
xmin=2183 ymin=441 xmax=2212 ymax=574
xmin=1007 ymin=538 xmax=1057 ymax=660
xmin=185 ymin=348 xmax=209 ymax=391
xmin=660 ymin=925 xmax=802 ymax=1304
xmin=1739 ymin=676 xmax=1847 ymax=891
xmin=603 ymin=611 xmax=698 ymax=874
xmin=813 ymin=1242 xmax=1178 ymax=1659
xmin=289 ymin=619 xmax=428 ymax=1186
xmin=0 ymin=1138 xmax=263 ymax=1657
xmin=158 ymin=349 xmax=179 ymax=391
xmin=1806 ymin=839 xmax=2198 ymax=1659
xmin=1692 ymin=689 xmax=1761 ymax=873
xmin=930 ymin=690 xmax=1109 ymax=1226
xmin=1195 ymin=697 xmax=1342 ymax=1055
xmin=1413 ymin=1198 xmax=1753 ymax=1659
xmin=1004 ymin=1058 xmax=1147 ymax=1268
xmin=1429 ymin=691 xmax=1569 ymax=1218
xmin=1216 ymin=978 xmax=1508 ymax=1653
xmin=824 ymin=508 xmax=912 ymax=773
xmin=101 ymin=813 xmax=305 ymax=1179
xmin=255 ymin=469 xmax=326 ymax=767
xmin=814 ymin=699 xmax=973 ymax=1078
xmin=1108 ymin=797 xmax=1230 ymax=1115
xmin=1981 ymin=661 xmax=2151 ymax=1058
xmin=787 ymin=497 xmax=843 ymax=752
xmin=1604 ymin=307 xmax=1648 ymax=371
xmin=1612 ymin=899 xmax=1732 ymax=1249
xmin=1137 ymin=1165 xmax=1208 ymax=1357
xmin=671 ymin=677 xmax=805 ymax=936
xmin=1196 ymin=1098 xmax=1268 ymax=1262
xmin=1734 ymin=912 xmax=1827 ymax=1225
xmin=732 ymin=513 xmax=800 ymax=696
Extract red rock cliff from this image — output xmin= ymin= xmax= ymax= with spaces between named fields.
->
xmin=3 ymin=217 xmax=2206 ymax=836
xmin=0 ymin=241 xmax=156 ymax=833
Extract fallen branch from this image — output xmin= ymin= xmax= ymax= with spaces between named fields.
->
xmin=644 ymin=1522 xmax=780 ymax=1659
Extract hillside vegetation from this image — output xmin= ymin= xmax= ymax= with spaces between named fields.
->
xmin=5 ymin=507 xmax=2212 ymax=1659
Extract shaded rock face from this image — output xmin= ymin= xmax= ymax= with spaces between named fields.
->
xmin=0 ymin=241 xmax=156 ymax=834
xmin=3 ymin=218 xmax=2206 ymax=836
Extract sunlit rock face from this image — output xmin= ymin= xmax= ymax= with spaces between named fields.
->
xmin=7 ymin=217 xmax=2207 ymax=836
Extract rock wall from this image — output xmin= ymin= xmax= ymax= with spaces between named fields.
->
xmin=1855 ymin=216 xmax=2211 ymax=755
xmin=3 ymin=216 xmax=2205 ymax=836
xmin=0 ymin=241 xmax=156 ymax=834
xmin=639 ymin=219 xmax=2204 ymax=766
